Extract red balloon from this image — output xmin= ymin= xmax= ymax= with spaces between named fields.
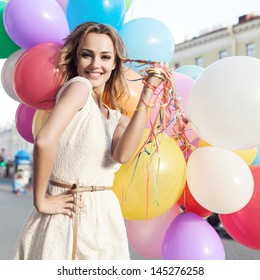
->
xmin=219 ymin=165 xmax=260 ymax=249
xmin=13 ymin=42 xmax=63 ymax=110
xmin=178 ymin=182 xmax=212 ymax=218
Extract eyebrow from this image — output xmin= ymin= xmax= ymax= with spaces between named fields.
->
xmin=81 ymin=49 xmax=113 ymax=54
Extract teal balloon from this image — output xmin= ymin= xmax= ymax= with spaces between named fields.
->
xmin=0 ymin=1 xmax=20 ymax=58
xmin=175 ymin=65 xmax=204 ymax=80
xmin=252 ymin=146 xmax=260 ymax=165
xmin=120 ymin=17 xmax=175 ymax=72
xmin=66 ymin=0 xmax=126 ymax=31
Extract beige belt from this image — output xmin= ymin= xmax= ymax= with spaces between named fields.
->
xmin=49 ymin=180 xmax=112 ymax=260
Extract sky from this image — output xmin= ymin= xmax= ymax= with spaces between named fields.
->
xmin=1 ymin=0 xmax=260 ymax=126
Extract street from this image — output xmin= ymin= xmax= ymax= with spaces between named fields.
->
xmin=1 ymin=178 xmax=260 ymax=260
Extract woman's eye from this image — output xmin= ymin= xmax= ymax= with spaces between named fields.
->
xmin=81 ymin=52 xmax=91 ymax=58
xmin=102 ymin=56 xmax=111 ymax=60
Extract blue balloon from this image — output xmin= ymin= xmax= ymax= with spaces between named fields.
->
xmin=120 ymin=17 xmax=175 ymax=69
xmin=175 ymin=65 xmax=204 ymax=80
xmin=66 ymin=0 xmax=126 ymax=31
xmin=252 ymin=146 xmax=260 ymax=165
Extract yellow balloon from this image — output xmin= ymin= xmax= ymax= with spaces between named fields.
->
xmin=198 ymin=139 xmax=257 ymax=165
xmin=32 ymin=110 xmax=51 ymax=138
xmin=112 ymin=130 xmax=186 ymax=220
xmin=198 ymin=139 xmax=209 ymax=147
xmin=234 ymin=148 xmax=257 ymax=165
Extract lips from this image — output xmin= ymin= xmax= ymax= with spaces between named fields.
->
xmin=86 ymin=71 xmax=102 ymax=79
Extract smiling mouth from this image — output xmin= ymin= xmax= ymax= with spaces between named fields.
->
xmin=86 ymin=72 xmax=102 ymax=79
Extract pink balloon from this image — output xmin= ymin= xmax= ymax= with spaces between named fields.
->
xmin=15 ymin=103 xmax=36 ymax=143
xmin=174 ymin=72 xmax=195 ymax=115
xmin=190 ymin=137 xmax=200 ymax=148
xmin=126 ymin=204 xmax=180 ymax=258
xmin=164 ymin=72 xmax=195 ymax=136
xmin=145 ymin=73 xmax=198 ymax=143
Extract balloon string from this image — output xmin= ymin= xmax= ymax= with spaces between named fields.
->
xmin=182 ymin=188 xmax=186 ymax=213
xmin=124 ymin=58 xmax=159 ymax=66
xmin=145 ymin=163 xmax=149 ymax=220
xmin=122 ymin=60 xmax=196 ymax=215
xmin=137 ymin=61 xmax=195 ymax=154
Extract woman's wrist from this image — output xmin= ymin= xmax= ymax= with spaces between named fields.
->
xmin=33 ymin=194 xmax=47 ymax=212
xmin=137 ymin=69 xmax=165 ymax=112
xmin=147 ymin=76 xmax=163 ymax=87
xmin=142 ymin=76 xmax=162 ymax=91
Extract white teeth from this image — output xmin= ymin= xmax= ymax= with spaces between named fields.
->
xmin=87 ymin=72 xmax=101 ymax=77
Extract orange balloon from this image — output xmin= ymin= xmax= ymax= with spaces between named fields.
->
xmin=122 ymin=68 xmax=143 ymax=118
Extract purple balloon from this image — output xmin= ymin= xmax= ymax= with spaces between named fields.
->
xmin=3 ymin=0 xmax=70 ymax=49
xmin=15 ymin=103 xmax=36 ymax=144
xmin=162 ymin=212 xmax=225 ymax=260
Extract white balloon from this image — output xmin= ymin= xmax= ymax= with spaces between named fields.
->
xmin=1 ymin=49 xmax=24 ymax=102
xmin=187 ymin=56 xmax=260 ymax=150
xmin=187 ymin=146 xmax=254 ymax=214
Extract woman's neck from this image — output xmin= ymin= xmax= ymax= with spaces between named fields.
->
xmin=92 ymin=90 xmax=103 ymax=108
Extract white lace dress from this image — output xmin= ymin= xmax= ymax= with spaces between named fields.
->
xmin=12 ymin=76 xmax=130 ymax=260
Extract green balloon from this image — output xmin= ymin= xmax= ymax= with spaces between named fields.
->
xmin=125 ymin=0 xmax=132 ymax=12
xmin=0 ymin=2 xmax=20 ymax=59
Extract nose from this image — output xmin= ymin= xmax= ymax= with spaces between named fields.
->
xmin=90 ymin=56 xmax=100 ymax=69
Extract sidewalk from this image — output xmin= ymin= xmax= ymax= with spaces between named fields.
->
xmin=1 ymin=178 xmax=260 ymax=260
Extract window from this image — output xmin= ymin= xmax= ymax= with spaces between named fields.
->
xmin=246 ymin=43 xmax=255 ymax=57
xmin=219 ymin=50 xmax=228 ymax=59
xmin=195 ymin=57 xmax=203 ymax=67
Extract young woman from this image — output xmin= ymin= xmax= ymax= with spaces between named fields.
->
xmin=13 ymin=22 xmax=164 ymax=260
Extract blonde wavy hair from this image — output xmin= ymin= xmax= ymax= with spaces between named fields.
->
xmin=56 ymin=22 xmax=129 ymax=114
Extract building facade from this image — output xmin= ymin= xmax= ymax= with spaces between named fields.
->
xmin=171 ymin=14 xmax=260 ymax=68
xmin=0 ymin=123 xmax=33 ymax=160
xmin=0 ymin=123 xmax=33 ymax=177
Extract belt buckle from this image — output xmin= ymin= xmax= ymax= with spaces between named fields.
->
xmin=72 ymin=183 xmax=77 ymax=190
xmin=91 ymin=186 xmax=97 ymax=192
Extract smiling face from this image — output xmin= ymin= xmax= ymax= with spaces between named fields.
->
xmin=76 ymin=32 xmax=116 ymax=94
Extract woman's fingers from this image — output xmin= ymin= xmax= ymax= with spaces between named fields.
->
xmin=45 ymin=192 xmax=84 ymax=217
xmin=63 ymin=208 xmax=74 ymax=218
xmin=62 ymin=194 xmax=84 ymax=215
xmin=59 ymin=193 xmax=74 ymax=201
xmin=159 ymin=61 xmax=168 ymax=67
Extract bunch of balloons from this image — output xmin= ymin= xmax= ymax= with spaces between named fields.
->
xmin=185 ymin=56 xmax=260 ymax=252
xmin=116 ymin=56 xmax=260 ymax=260
xmin=113 ymin=62 xmax=226 ymax=260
